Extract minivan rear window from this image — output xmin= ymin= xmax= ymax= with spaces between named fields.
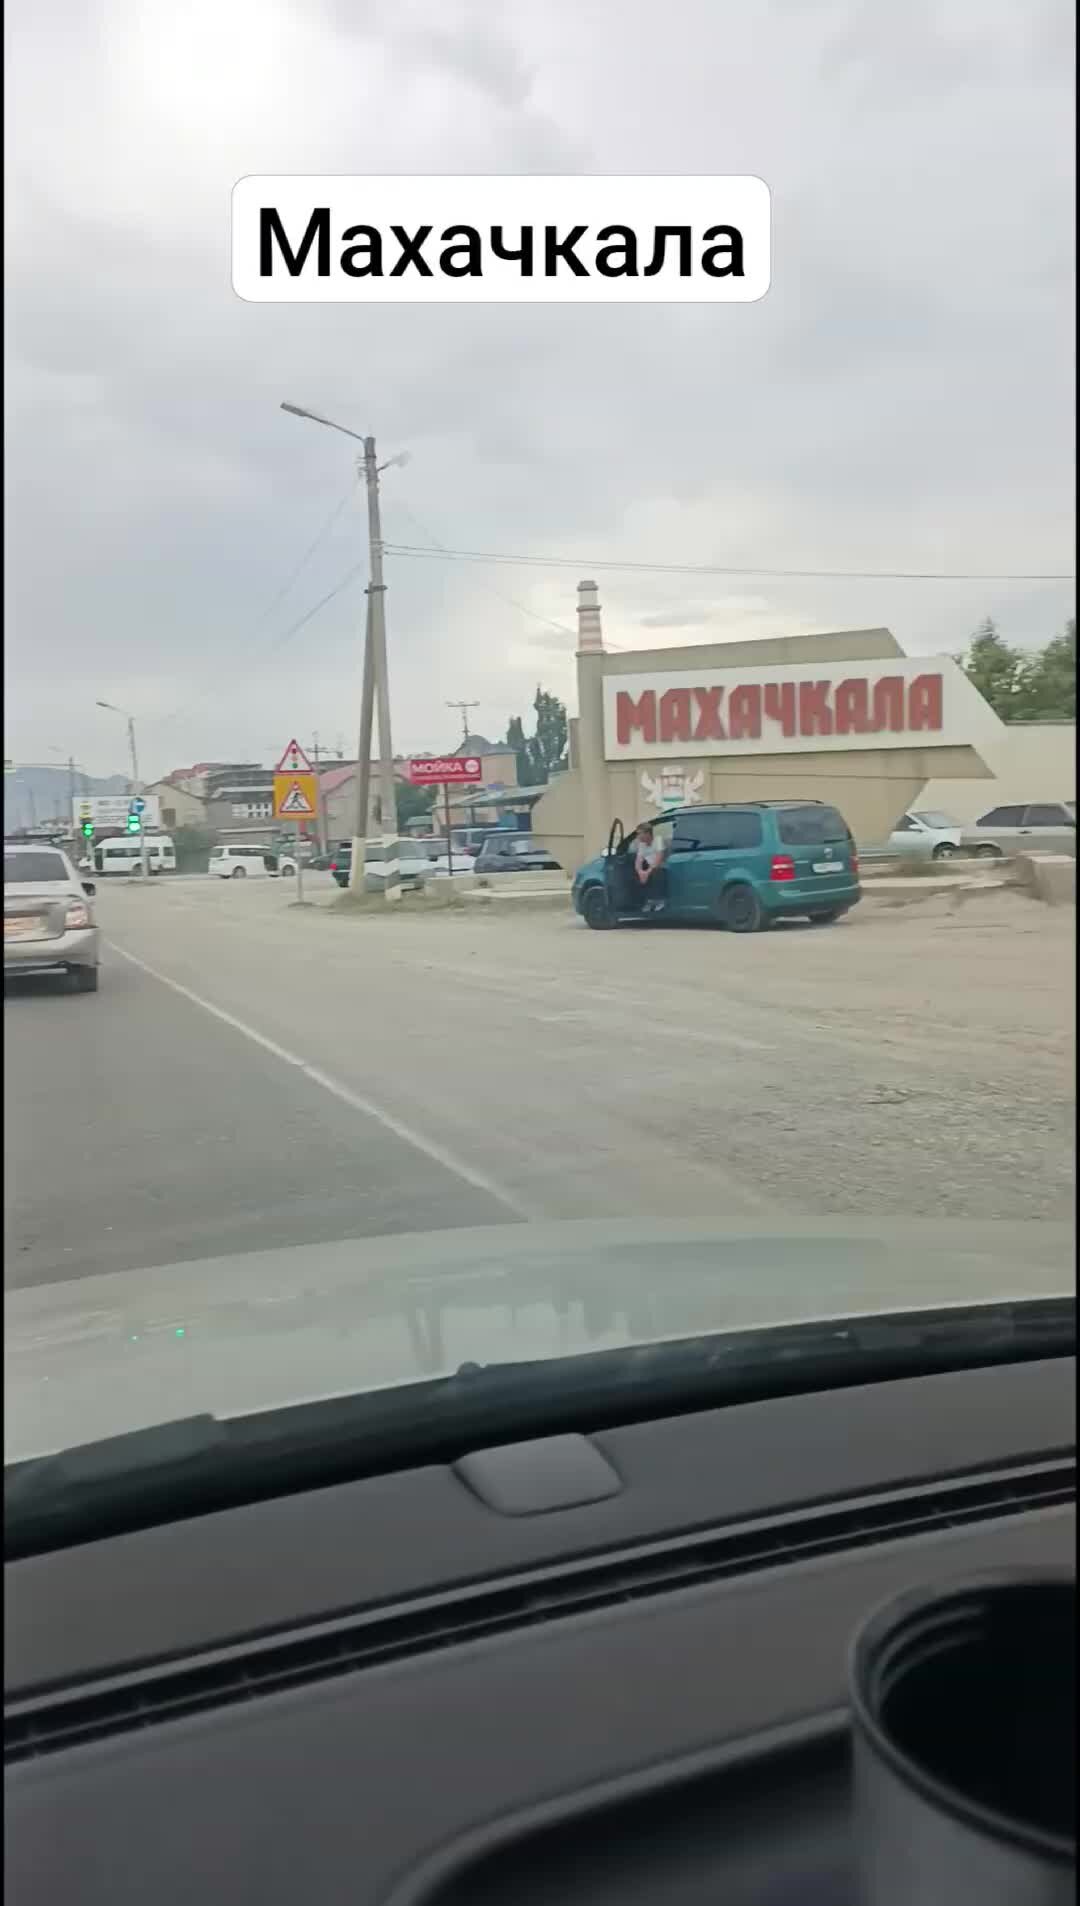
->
xmin=777 ymin=805 xmax=850 ymax=846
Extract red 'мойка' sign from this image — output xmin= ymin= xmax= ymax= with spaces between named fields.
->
xmin=407 ymin=756 xmax=484 ymax=785
xmin=614 ymin=673 xmax=944 ymax=746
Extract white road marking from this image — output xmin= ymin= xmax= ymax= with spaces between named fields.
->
xmin=106 ymin=940 xmax=534 ymax=1221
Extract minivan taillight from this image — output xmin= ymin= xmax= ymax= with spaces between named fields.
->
xmin=851 ymin=852 xmax=859 ymax=876
xmin=329 ymin=861 xmax=338 ymax=873
xmin=770 ymin=855 xmax=796 ymax=882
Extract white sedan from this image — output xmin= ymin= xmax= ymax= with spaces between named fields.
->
xmin=886 ymin=811 xmax=965 ymax=861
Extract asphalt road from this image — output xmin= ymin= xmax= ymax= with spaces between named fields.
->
xmin=4 ymin=874 xmax=1075 ymax=1293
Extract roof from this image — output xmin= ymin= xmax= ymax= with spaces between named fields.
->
xmin=658 ymin=800 xmax=828 ymax=815
xmin=318 ymin=762 xmax=414 ymax=797
xmin=445 ymin=784 xmax=546 ymax=812
xmin=454 ymin=734 xmax=501 ymax=755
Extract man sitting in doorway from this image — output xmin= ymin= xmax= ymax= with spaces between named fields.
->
xmin=633 ymin=822 xmax=668 ymax=914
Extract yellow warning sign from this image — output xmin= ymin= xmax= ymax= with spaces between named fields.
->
xmin=273 ymin=772 xmax=317 ymax=820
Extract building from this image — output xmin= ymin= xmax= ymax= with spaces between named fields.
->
xmin=530 ymin=582 xmax=1006 ymax=871
xmin=143 ymin=779 xmax=208 ymax=832
xmin=318 ymin=760 xmax=415 ymax=842
xmin=317 ymin=738 xmax=519 ymax=843
xmin=453 ymin=734 xmax=519 ymax=791
xmin=203 ymin=764 xmax=278 ymax=840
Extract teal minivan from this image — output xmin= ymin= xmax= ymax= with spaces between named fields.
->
xmin=571 ymin=801 xmax=861 ymax=933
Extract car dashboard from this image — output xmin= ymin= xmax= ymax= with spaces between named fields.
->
xmin=4 ymin=1355 xmax=1075 ymax=1905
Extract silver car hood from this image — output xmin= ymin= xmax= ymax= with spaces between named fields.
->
xmin=4 ymin=1217 xmax=1073 ymax=1462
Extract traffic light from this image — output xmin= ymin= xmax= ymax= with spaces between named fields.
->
xmin=126 ymin=812 xmax=142 ymax=834
xmin=80 ymin=820 xmax=94 ymax=839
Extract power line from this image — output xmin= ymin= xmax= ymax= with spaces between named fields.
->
xmin=382 ymin=541 xmax=1073 ymax=584
xmin=157 ymin=480 xmax=361 ymax=730
xmin=389 ymin=501 xmax=577 ymax=639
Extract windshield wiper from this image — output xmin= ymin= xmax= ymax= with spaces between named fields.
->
xmin=5 ymin=1296 xmax=1074 ymax=1560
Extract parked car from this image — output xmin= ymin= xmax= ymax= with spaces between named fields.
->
xmin=329 ymin=840 xmax=453 ymax=891
xmin=886 ymin=811 xmax=966 ymax=861
xmin=448 ymin=827 xmax=504 ymax=859
xmin=572 ymin=801 xmax=860 ymax=933
xmin=473 ymin=833 xmax=562 ymax=875
xmin=275 ymin=841 xmax=320 ymax=877
xmin=959 ymin=802 xmax=1076 ymax=859
xmin=210 ymin=843 xmax=277 ymax=880
xmin=4 ymin=843 xmax=100 ymax=992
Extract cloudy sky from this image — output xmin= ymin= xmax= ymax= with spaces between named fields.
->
xmin=6 ymin=0 xmax=1075 ymax=780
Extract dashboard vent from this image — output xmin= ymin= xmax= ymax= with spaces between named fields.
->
xmin=5 ymin=1458 xmax=1073 ymax=1763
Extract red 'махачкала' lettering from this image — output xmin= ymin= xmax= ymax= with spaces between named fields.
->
xmin=614 ymin=674 xmax=944 ymax=746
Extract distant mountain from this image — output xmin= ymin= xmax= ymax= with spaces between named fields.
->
xmin=4 ymin=766 xmax=129 ymax=832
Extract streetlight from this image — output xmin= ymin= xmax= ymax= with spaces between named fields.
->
xmin=281 ymin=401 xmax=407 ymax=902
xmin=96 ymin=699 xmax=148 ymax=879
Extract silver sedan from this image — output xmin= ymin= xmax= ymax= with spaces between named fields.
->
xmin=4 ymin=844 xmax=101 ymax=992
xmin=960 ymin=802 xmax=1076 ymax=859
xmin=886 ymin=811 xmax=966 ymax=861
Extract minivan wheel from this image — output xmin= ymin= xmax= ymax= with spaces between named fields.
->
xmin=974 ymin=843 xmax=1002 ymax=859
xmin=231 ymin=865 xmax=247 ymax=879
xmin=719 ymin=883 xmax=763 ymax=933
xmin=931 ymin=842 xmax=958 ymax=860
xmin=280 ymin=864 xmax=295 ymax=877
xmin=582 ymin=886 xmax=615 ymax=930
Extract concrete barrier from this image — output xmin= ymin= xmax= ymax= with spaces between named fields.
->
xmin=472 ymin=868 xmax=572 ymax=895
xmin=1007 ymin=854 xmax=1076 ymax=907
xmin=462 ymin=887 xmax=572 ymax=913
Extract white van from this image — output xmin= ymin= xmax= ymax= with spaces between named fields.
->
xmin=209 ymin=843 xmax=276 ymax=880
xmin=98 ymin=835 xmax=177 ymax=877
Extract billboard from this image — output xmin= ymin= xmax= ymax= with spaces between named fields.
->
xmin=72 ymin=795 xmax=162 ymax=829
xmin=407 ymin=757 xmax=484 ymax=785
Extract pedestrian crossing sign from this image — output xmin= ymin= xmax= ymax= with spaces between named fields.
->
xmin=273 ymin=772 xmax=317 ymax=819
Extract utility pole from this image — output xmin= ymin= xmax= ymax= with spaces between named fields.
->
xmin=446 ymin=700 xmax=480 ymax=749
xmin=308 ymin=732 xmax=328 ymax=855
xmin=125 ymin=713 xmax=149 ymax=880
xmin=350 ymin=593 xmax=375 ymax=894
xmin=280 ymin=401 xmax=406 ymax=905
xmin=362 ymin=436 xmax=401 ymax=903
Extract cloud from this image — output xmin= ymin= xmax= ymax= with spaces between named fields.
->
xmin=4 ymin=0 xmax=1074 ymax=777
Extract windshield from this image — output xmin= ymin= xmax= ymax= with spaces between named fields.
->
xmin=4 ymin=2 xmax=1075 ymax=1496
xmin=5 ymin=853 xmax=69 ymax=885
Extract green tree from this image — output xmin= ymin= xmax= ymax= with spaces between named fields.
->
xmin=506 ymin=687 xmax=568 ymax=786
xmin=395 ymin=780 xmax=437 ymax=827
xmin=171 ymin=825 xmax=215 ymax=873
xmin=531 ymin=686 xmax=568 ymax=778
xmin=506 ymin=714 xmax=531 ymax=786
xmin=1013 ymin=620 xmax=1076 ymax=721
xmin=960 ymin=617 xmax=1024 ymax=718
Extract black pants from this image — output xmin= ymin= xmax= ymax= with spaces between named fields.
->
xmin=638 ymin=865 xmax=667 ymax=908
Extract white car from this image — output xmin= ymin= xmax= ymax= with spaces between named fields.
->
xmin=887 ymin=811 xmax=966 ymax=861
xmin=209 ymin=843 xmax=277 ymax=880
xmin=4 ymin=844 xmax=100 ymax=992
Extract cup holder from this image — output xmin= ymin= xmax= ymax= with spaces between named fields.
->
xmin=849 ymin=1572 xmax=1075 ymax=1904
